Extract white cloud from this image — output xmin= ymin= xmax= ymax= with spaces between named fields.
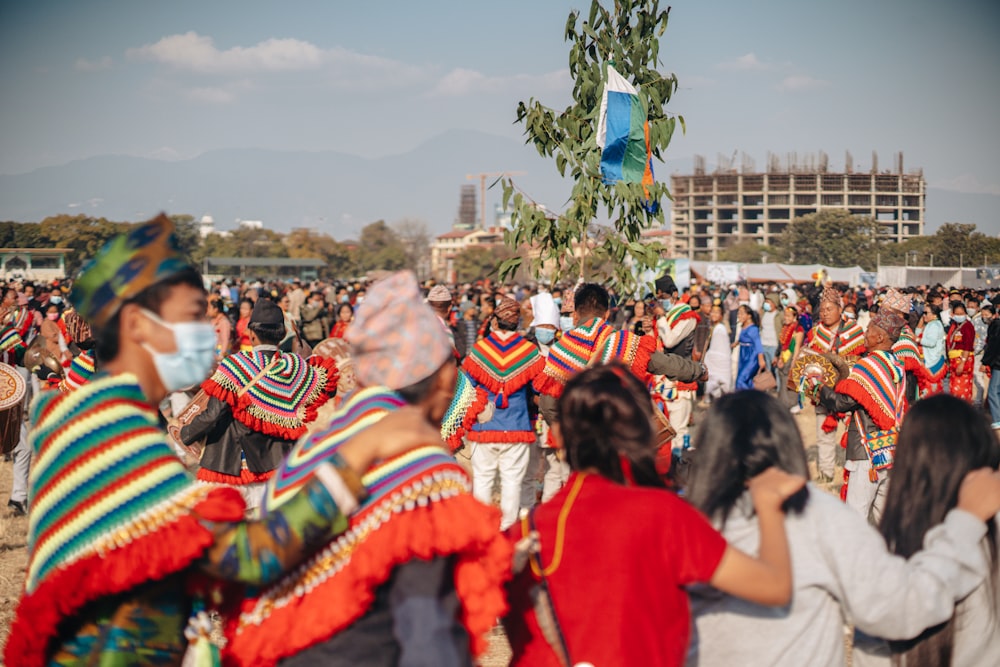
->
xmin=718 ymin=53 xmax=769 ymax=71
xmin=429 ymin=68 xmax=569 ymax=97
xmin=74 ymin=56 xmax=112 ymax=72
xmin=933 ymin=174 xmax=1000 ymax=196
xmin=775 ymin=75 xmax=829 ymax=92
xmin=127 ymin=32 xmax=324 ymax=73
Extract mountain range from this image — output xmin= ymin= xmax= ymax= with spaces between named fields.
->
xmin=0 ymin=129 xmax=995 ymax=239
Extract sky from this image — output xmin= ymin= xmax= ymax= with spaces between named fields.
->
xmin=1 ymin=0 xmax=998 ymax=231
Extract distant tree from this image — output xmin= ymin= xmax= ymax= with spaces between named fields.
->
xmin=719 ymin=240 xmax=786 ymax=264
xmin=500 ymin=0 xmax=679 ymax=293
xmin=357 ymin=221 xmax=407 ymax=273
xmin=392 ymin=218 xmax=432 ymax=279
xmin=285 ymin=228 xmax=359 ymax=279
xmin=168 ymin=214 xmax=202 ymax=263
xmin=453 ymin=245 xmax=514 ymax=283
xmin=38 ymin=215 xmax=129 ymax=275
xmin=779 ymin=210 xmax=882 ymax=270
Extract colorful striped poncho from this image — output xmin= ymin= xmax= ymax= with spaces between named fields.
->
xmin=461 ymin=331 xmax=545 ymax=408
xmin=596 ymin=329 xmax=657 ymax=384
xmin=836 ymin=351 xmax=905 ymax=432
xmin=663 ymin=302 xmax=699 ymax=331
xmin=533 ymin=317 xmax=614 ymax=398
xmin=6 ymin=372 xmax=245 ymax=667
xmin=441 ymin=369 xmax=489 ymax=451
xmin=806 ymin=318 xmax=867 ymax=357
xmin=230 ymin=387 xmax=511 ymax=666
xmin=201 ymin=350 xmax=338 ymax=440
xmin=892 ymin=325 xmax=923 ymax=373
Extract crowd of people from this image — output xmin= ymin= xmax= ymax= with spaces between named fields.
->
xmin=2 ymin=214 xmax=1000 ymax=667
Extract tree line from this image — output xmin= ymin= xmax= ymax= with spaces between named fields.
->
xmin=717 ymin=210 xmax=1000 ymax=270
xmin=0 ymin=215 xmax=432 ymax=279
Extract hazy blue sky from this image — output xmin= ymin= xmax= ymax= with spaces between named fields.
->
xmin=2 ymin=0 xmax=998 ymax=209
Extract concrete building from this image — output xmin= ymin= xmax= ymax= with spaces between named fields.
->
xmin=670 ymin=151 xmax=925 ymax=260
xmin=430 ymin=227 xmax=506 ymax=282
xmin=0 ymin=248 xmax=72 ymax=281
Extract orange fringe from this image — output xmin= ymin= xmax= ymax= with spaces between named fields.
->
xmin=834 ymin=378 xmax=896 ymax=431
xmin=532 ymin=372 xmax=565 ymax=399
xmin=446 ymin=386 xmax=490 ymax=453
xmin=223 ymin=494 xmax=512 ymax=666
xmin=465 ymin=429 xmax=537 ymax=443
xmin=197 ymin=467 xmax=275 ymax=485
xmin=4 ymin=487 xmax=245 ymax=667
xmin=460 ymin=354 xmax=545 ymax=406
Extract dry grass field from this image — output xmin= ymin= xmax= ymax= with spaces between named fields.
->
xmin=0 ymin=402 xmax=834 ymax=666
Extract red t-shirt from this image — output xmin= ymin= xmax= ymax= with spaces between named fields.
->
xmin=504 ymin=473 xmax=727 ymax=667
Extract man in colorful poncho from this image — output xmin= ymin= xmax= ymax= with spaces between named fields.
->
xmin=533 ymin=283 xmax=705 ymax=441
xmin=799 ymin=286 xmax=867 ymax=483
xmin=4 ymin=215 xmax=423 ymax=667
xmin=811 ymin=308 xmax=906 ymax=524
xmin=882 ymin=287 xmax=922 ymax=407
xmin=224 ymin=271 xmax=511 ymax=667
xmin=462 ymin=295 xmax=546 ymax=530
xmin=650 ymin=273 xmax=700 ymax=451
xmin=180 ymin=297 xmax=337 ymax=514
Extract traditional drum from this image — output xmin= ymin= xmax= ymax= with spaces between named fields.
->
xmin=0 ymin=362 xmax=26 ymax=455
xmin=787 ymin=352 xmax=841 ymax=392
xmin=166 ymin=389 xmax=210 ymax=468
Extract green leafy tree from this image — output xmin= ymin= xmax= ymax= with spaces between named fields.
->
xmin=719 ymin=240 xmax=786 ymax=264
xmin=357 ymin=220 xmax=407 ymax=273
xmin=38 ymin=215 xmax=129 ymax=275
xmin=285 ymin=228 xmax=359 ymax=279
xmin=779 ymin=210 xmax=882 ymax=270
xmin=453 ymin=245 xmax=514 ymax=283
xmin=167 ymin=214 xmax=202 ymax=263
xmin=500 ymin=0 xmax=678 ymax=293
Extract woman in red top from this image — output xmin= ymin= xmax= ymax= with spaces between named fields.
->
xmin=234 ymin=297 xmax=254 ymax=353
xmin=503 ymin=364 xmax=804 ymax=667
xmin=208 ymin=296 xmax=231 ymax=361
xmin=330 ymin=302 xmax=353 ymax=338
xmin=947 ymin=301 xmax=976 ymax=402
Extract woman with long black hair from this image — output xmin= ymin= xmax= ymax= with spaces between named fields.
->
xmin=503 ymin=364 xmax=805 ymax=667
xmin=855 ymin=394 xmax=1000 ymax=666
xmin=685 ymin=390 xmax=1000 ymax=667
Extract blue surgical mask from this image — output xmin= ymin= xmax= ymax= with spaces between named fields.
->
xmin=763 ymin=302 xmax=773 ymax=312
xmin=49 ymin=295 xmax=63 ymax=305
xmin=141 ymin=309 xmax=217 ymax=392
xmin=660 ymin=299 xmax=672 ymax=311
xmin=559 ymin=315 xmax=574 ymax=332
xmin=535 ymin=328 xmax=556 ymax=345
xmin=952 ymin=314 xmax=967 ymax=324
xmin=780 ymin=296 xmax=789 ymax=306
xmin=553 ymin=298 xmax=562 ymax=309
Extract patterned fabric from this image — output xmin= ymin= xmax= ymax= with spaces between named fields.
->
xmin=427 ymin=284 xmax=452 ymax=302
xmin=663 ymin=302 xmax=698 ymax=330
xmin=233 ymin=387 xmax=511 ymax=666
xmin=0 ymin=324 xmax=25 ymax=359
xmin=201 ymin=350 xmax=337 ymax=440
xmin=59 ymin=349 xmax=96 ymax=393
xmin=533 ymin=317 xmax=614 ymax=398
xmin=595 ymin=329 xmax=656 ymax=383
xmin=882 ymin=288 xmax=911 ymax=315
xmin=493 ymin=296 xmax=521 ymax=326
xmin=70 ymin=214 xmax=196 ymax=328
xmin=949 ymin=357 xmax=974 ymax=402
xmin=347 ymin=271 xmax=452 ymax=390
xmin=820 ymin=286 xmax=842 ymax=307
xmin=835 ymin=351 xmax=905 ymax=432
xmin=869 ymin=309 xmax=905 ymax=340
xmin=462 ymin=332 xmax=545 ymax=407
xmin=806 ymin=318 xmax=866 ymax=356
xmin=892 ymin=326 xmax=923 ymax=373
xmin=441 ymin=369 xmax=489 ymax=451
xmin=7 ymin=372 xmax=246 ymax=667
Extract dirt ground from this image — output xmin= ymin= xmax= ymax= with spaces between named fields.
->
xmin=0 ymin=402 xmax=835 ymax=666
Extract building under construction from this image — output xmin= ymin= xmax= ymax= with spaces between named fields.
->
xmin=670 ymin=151 xmax=926 ymax=260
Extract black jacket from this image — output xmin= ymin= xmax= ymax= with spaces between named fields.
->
xmin=982 ymin=318 xmax=1000 ymax=369
xmin=817 ymin=386 xmax=879 ymax=462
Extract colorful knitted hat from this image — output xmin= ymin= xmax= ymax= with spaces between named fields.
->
xmin=493 ymin=296 xmax=521 ymax=327
xmin=882 ymin=288 xmax=911 ymax=315
xmin=819 ymin=286 xmax=842 ymax=308
xmin=869 ymin=309 xmax=905 ymax=341
xmin=427 ymin=284 xmax=452 ymax=302
xmin=347 ymin=271 xmax=452 ymax=390
xmin=70 ymin=213 xmax=196 ymax=328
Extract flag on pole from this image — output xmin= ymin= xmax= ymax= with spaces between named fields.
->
xmin=596 ymin=64 xmax=655 ymax=191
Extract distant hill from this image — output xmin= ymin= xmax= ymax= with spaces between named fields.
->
xmin=0 ymin=132 xmax=995 ymax=237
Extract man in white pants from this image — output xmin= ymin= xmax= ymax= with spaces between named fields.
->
xmin=812 ymin=309 xmax=906 ymax=523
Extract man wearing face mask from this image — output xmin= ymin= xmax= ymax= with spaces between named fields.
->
xmin=181 ymin=297 xmax=338 ymax=514
xmin=5 ymin=215 xmax=435 ymax=666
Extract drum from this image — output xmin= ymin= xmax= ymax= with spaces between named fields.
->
xmin=166 ymin=389 xmax=210 ymax=468
xmin=787 ymin=353 xmax=841 ymax=392
xmin=0 ymin=362 xmax=26 ymax=455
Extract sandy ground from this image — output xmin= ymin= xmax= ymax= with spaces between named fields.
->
xmin=0 ymin=402 xmax=836 ymax=666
